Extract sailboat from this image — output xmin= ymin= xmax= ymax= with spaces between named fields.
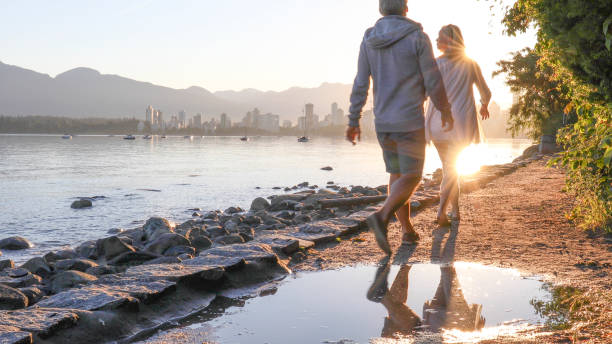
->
xmin=240 ymin=126 xmax=248 ymax=141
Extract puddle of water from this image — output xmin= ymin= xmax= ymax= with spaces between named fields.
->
xmin=140 ymin=262 xmax=550 ymax=344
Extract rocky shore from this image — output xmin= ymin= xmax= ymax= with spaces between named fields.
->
xmin=0 ymin=147 xmax=541 ymax=344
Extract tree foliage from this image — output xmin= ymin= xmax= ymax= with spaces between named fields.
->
xmin=493 ymin=0 xmax=612 ymax=230
xmin=494 ymin=48 xmax=572 ymax=140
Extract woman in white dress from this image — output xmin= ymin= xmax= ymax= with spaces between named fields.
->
xmin=425 ymin=24 xmax=492 ymax=226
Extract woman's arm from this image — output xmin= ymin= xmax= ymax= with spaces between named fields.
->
xmin=472 ymin=61 xmax=492 ymax=120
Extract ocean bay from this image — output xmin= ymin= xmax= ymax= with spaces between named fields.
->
xmin=0 ymin=134 xmax=532 ymax=263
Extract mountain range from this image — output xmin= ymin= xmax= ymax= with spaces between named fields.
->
xmin=0 ymin=61 xmax=362 ymax=122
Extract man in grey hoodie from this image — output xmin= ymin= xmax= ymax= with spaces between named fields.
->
xmin=347 ymin=0 xmax=453 ymax=254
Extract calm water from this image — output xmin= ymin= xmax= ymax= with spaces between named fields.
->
xmin=140 ymin=262 xmax=550 ymax=344
xmin=0 ymin=135 xmax=532 ymax=263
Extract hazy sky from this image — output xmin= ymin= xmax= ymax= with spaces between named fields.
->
xmin=0 ymin=0 xmax=534 ymax=107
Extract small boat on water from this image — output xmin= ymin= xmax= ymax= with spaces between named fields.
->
xmin=161 ymin=135 xmax=167 ymax=139
xmin=297 ymin=136 xmax=309 ymax=142
xmin=143 ymin=135 xmax=152 ymax=140
xmin=123 ymin=134 xmax=136 ymax=140
xmin=240 ymin=136 xmax=248 ymax=141
xmin=61 ymin=134 xmax=72 ymax=139
xmin=184 ymin=135 xmax=193 ymax=139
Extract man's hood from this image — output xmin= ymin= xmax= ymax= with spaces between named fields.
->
xmin=365 ymin=16 xmax=423 ymax=49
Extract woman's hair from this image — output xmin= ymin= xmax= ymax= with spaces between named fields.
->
xmin=440 ymin=24 xmax=466 ymax=57
xmin=379 ymin=0 xmax=408 ymax=16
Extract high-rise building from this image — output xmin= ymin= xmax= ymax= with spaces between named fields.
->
xmin=282 ymin=120 xmax=292 ymax=128
xmin=178 ymin=110 xmax=186 ymax=128
xmin=153 ymin=110 xmax=163 ymax=126
xmin=145 ymin=106 xmax=154 ymax=123
xmin=331 ymin=102 xmax=338 ymax=118
xmin=219 ymin=113 xmax=232 ymax=129
xmin=305 ymin=103 xmax=316 ymax=130
xmin=193 ymin=113 xmax=202 ymax=128
xmin=255 ymin=113 xmax=279 ymax=132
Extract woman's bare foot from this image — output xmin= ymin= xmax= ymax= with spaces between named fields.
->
xmin=449 ymin=211 xmax=461 ymax=222
xmin=436 ymin=213 xmax=451 ymax=227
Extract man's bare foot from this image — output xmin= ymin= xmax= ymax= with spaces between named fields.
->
xmin=367 ymin=213 xmax=391 ymax=255
xmin=401 ymin=231 xmax=420 ymax=245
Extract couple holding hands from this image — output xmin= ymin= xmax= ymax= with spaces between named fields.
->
xmin=347 ymin=0 xmax=491 ymax=254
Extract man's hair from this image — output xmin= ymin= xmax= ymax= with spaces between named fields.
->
xmin=379 ymin=0 xmax=408 ymax=16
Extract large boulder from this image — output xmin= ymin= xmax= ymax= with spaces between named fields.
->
xmin=50 ymin=270 xmax=97 ymax=293
xmin=54 ymin=259 xmax=99 ymax=272
xmin=191 ymin=235 xmax=212 ymax=251
xmin=70 ymin=199 xmax=92 ymax=209
xmin=143 ymin=217 xmax=173 ymax=242
xmin=0 ymin=325 xmax=32 ymax=344
xmin=215 ymin=234 xmax=245 ymax=245
xmin=206 ymin=226 xmax=229 ymax=238
xmin=0 ymin=273 xmax=42 ymax=289
xmin=19 ymin=286 xmax=45 ymax=306
xmin=108 ymin=251 xmax=159 ymax=265
xmin=0 ymin=259 xmax=14 ymax=272
xmin=163 ymin=245 xmax=196 ymax=257
xmin=250 ymin=197 xmax=270 ymax=212
xmin=85 ymin=265 xmax=120 ymax=276
xmin=75 ymin=240 xmax=98 ymax=259
xmin=224 ymin=206 xmax=244 ymax=214
xmin=0 ymin=284 xmax=28 ymax=310
xmin=145 ymin=233 xmax=191 ymax=255
xmin=0 ymin=236 xmax=32 ymax=250
xmin=96 ymin=236 xmax=136 ymax=260
xmin=20 ymin=257 xmax=52 ymax=278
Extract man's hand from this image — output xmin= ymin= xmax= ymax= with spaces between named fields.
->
xmin=346 ymin=126 xmax=361 ymax=145
xmin=480 ymin=104 xmax=490 ymax=120
xmin=441 ymin=111 xmax=454 ymax=132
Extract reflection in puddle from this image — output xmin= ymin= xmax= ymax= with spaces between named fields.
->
xmin=139 ymin=228 xmax=551 ymax=343
xmin=141 ymin=262 xmax=549 ymax=344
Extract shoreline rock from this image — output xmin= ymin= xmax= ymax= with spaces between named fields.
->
xmin=70 ymin=199 xmax=93 ymax=209
xmin=0 ymin=237 xmax=32 ymax=251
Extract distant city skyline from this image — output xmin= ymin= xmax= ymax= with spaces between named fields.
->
xmin=0 ymin=1 xmax=535 ymax=108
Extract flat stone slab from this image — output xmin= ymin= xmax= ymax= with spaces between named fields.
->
xmin=94 ymin=274 xmax=176 ymax=302
xmin=36 ymin=287 xmax=137 ymax=311
xmin=182 ymin=256 xmax=245 ymax=271
xmin=0 ymin=325 xmax=31 ymax=344
xmin=254 ymin=234 xmax=300 ymax=255
xmin=199 ymin=243 xmax=279 ymax=265
xmin=0 ymin=309 xmax=78 ymax=339
xmin=126 ymin=263 xmax=225 ymax=283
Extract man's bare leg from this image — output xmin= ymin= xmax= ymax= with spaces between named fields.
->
xmin=368 ymin=173 xmax=421 ymax=254
xmin=389 ymin=173 xmax=416 ymax=235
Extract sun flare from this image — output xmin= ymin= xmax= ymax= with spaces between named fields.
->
xmin=456 ymin=144 xmax=488 ymax=176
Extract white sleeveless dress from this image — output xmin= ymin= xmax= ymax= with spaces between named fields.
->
xmin=425 ymin=55 xmax=491 ymax=146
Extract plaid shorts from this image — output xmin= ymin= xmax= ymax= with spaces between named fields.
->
xmin=376 ymin=129 xmax=426 ymax=176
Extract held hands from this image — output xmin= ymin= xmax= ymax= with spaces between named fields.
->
xmin=441 ymin=111 xmax=454 ymax=132
xmin=480 ymin=104 xmax=490 ymax=120
xmin=346 ymin=126 xmax=361 ymax=145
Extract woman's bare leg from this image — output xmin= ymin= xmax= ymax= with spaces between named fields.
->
xmin=435 ymin=142 xmax=460 ymax=225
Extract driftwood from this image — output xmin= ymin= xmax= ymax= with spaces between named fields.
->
xmin=318 ymin=195 xmax=387 ymax=209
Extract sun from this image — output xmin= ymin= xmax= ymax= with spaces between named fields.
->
xmin=456 ymin=144 xmax=487 ymax=176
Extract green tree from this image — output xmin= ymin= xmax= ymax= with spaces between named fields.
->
xmin=494 ymin=48 xmax=572 ymax=140
xmin=493 ymin=0 xmax=612 ymax=230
